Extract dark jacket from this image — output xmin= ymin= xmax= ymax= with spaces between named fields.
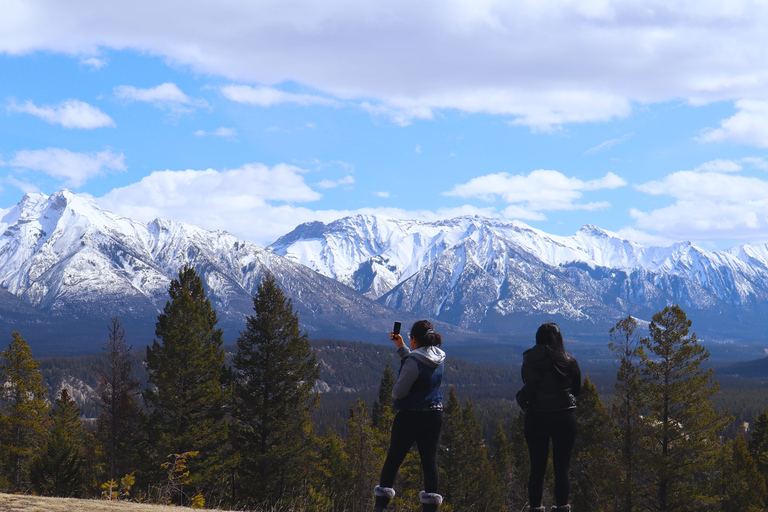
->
xmin=392 ymin=345 xmax=445 ymax=411
xmin=521 ymin=344 xmax=581 ymax=412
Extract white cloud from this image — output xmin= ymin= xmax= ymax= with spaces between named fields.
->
xmin=114 ymin=83 xmax=207 ymax=111
xmin=632 ymin=170 xmax=768 ymax=241
xmin=374 ymin=191 xmax=390 ymax=198
xmin=692 ymin=159 xmax=743 ymax=173
xmin=360 ymin=102 xmax=434 ymax=127
xmin=5 ymin=176 xmax=40 ymax=194
xmin=698 ymin=100 xmax=768 ymax=147
xmin=194 ymin=127 xmax=237 ymax=138
xmin=584 ymin=133 xmax=633 ymax=155
xmin=7 ymin=148 xmax=126 ymax=188
xmin=97 ymin=163 xmax=324 ymax=244
xmin=92 ymin=160 xmax=511 ymax=245
xmin=8 ymin=99 xmax=115 ymax=129
xmin=444 ymin=170 xmax=627 ymax=218
xmin=316 ymin=175 xmax=355 ymax=190
xmin=221 ymin=85 xmax=336 ymax=107
xmin=613 ymin=227 xmax=676 ymax=247
xmin=9 ymin=1 xmax=768 ymax=128
xmin=80 ymin=56 xmax=106 ymax=69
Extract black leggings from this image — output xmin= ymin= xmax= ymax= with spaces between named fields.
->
xmin=524 ymin=409 xmax=577 ymax=507
xmin=379 ymin=409 xmax=443 ymax=492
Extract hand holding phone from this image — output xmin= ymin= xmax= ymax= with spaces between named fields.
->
xmin=391 ymin=321 xmax=403 ymax=347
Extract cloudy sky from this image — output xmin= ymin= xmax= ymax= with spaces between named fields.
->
xmin=3 ymin=0 xmax=768 ymax=248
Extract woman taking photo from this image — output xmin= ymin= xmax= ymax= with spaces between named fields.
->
xmin=521 ymin=322 xmax=581 ymax=512
xmin=374 ymin=320 xmax=446 ymax=512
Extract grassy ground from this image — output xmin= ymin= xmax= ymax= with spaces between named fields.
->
xmin=0 ymin=493 xmax=206 ymax=512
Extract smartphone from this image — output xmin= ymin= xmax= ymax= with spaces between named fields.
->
xmin=393 ymin=321 xmax=401 ymax=336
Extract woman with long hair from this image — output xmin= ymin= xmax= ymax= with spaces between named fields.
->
xmin=521 ymin=322 xmax=582 ymax=512
xmin=374 ymin=320 xmax=446 ymax=512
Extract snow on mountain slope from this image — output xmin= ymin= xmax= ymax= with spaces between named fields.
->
xmin=0 ymin=191 xmax=406 ymax=354
xmin=269 ymin=214 xmax=768 ymax=333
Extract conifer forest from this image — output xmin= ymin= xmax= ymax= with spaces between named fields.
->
xmin=1 ymin=267 xmax=768 ymax=512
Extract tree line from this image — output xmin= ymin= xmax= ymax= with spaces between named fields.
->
xmin=0 ymin=266 xmax=767 ymax=511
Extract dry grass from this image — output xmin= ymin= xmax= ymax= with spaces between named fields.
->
xmin=0 ymin=493 xmax=211 ymax=512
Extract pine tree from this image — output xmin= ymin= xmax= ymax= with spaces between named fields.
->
xmin=636 ymin=305 xmax=731 ymax=511
xmin=749 ymin=410 xmax=768 ymax=457
xmin=144 ymin=266 xmax=228 ymax=499
xmin=345 ymin=399 xmax=379 ymax=512
xmin=439 ymin=387 xmax=499 ymax=510
xmin=316 ymin=429 xmax=353 ymax=510
xmin=0 ymin=332 xmax=49 ymax=491
xmin=571 ymin=376 xmax=619 ymax=511
xmin=232 ymin=272 xmax=320 ymax=504
xmin=715 ymin=435 xmax=766 ymax=511
xmin=490 ymin=420 xmax=521 ymax=512
xmin=609 ymin=314 xmax=643 ymax=512
xmin=508 ymin=409 xmax=532 ymax=509
xmin=29 ymin=389 xmax=86 ymax=497
xmin=371 ymin=361 xmax=395 ymax=433
xmin=94 ymin=317 xmax=142 ymax=482
xmin=370 ymin=361 xmax=399 ymax=497
xmin=748 ymin=410 xmax=768 ymax=508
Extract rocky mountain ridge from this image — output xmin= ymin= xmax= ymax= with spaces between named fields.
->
xmin=270 ymin=214 xmax=768 ymax=339
xmin=0 ymin=191 xmax=410 ymax=354
xmin=3 ymin=190 xmax=768 ymax=354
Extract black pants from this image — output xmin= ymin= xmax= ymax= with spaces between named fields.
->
xmin=524 ymin=409 xmax=577 ymax=507
xmin=379 ymin=409 xmax=443 ymax=493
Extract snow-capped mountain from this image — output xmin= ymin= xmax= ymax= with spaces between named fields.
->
xmin=6 ymin=191 xmax=768 ymax=354
xmin=0 ymin=191 xmax=406 ymax=354
xmin=270 ymin=214 xmax=768 ymax=338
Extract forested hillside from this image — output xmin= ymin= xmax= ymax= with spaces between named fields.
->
xmin=2 ymin=267 xmax=768 ymax=511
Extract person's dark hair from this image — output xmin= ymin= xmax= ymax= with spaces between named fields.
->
xmin=410 ymin=320 xmax=442 ymax=348
xmin=535 ymin=322 xmax=574 ymax=377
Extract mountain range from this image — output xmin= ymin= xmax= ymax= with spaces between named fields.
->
xmin=270 ymin=215 xmax=768 ymax=344
xmin=0 ymin=190 xmax=417 ymax=354
xmin=3 ymin=190 xmax=768 ymax=355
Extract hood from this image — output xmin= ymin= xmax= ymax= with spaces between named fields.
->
xmin=523 ymin=344 xmax=552 ymax=371
xmin=411 ymin=346 xmax=446 ymax=368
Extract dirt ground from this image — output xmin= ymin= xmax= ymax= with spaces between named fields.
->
xmin=0 ymin=493 xmax=206 ymax=512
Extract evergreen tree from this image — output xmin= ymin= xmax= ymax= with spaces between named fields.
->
xmin=370 ymin=361 xmax=400 ymax=498
xmin=508 ymin=409 xmax=532 ymax=509
xmin=609 ymin=314 xmax=643 ymax=512
xmin=636 ymin=305 xmax=731 ymax=511
xmin=0 ymin=332 xmax=49 ymax=491
xmin=439 ymin=387 xmax=499 ymax=510
xmin=316 ymin=429 xmax=353 ymax=510
xmin=490 ymin=420 xmax=521 ymax=512
xmin=232 ymin=272 xmax=320 ymax=504
xmin=748 ymin=410 xmax=768 ymax=508
xmin=29 ymin=389 xmax=86 ymax=497
xmin=144 ymin=266 xmax=228 ymax=500
xmin=715 ymin=435 xmax=766 ymax=511
xmin=345 ymin=399 xmax=379 ymax=512
xmin=371 ymin=361 xmax=395 ymax=432
xmin=571 ymin=376 xmax=619 ymax=512
xmin=749 ymin=410 xmax=768 ymax=458
xmin=94 ymin=317 xmax=142 ymax=482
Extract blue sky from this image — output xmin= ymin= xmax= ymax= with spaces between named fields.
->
xmin=2 ymin=1 xmax=768 ymax=249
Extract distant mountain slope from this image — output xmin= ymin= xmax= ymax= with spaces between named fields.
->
xmin=6 ymin=191 xmax=768 ymax=354
xmin=0 ymin=191 xmax=416 ymax=354
xmin=270 ymin=214 xmax=768 ymax=339
xmin=718 ymin=355 xmax=768 ymax=378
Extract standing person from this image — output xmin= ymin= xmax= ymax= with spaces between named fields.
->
xmin=521 ymin=322 xmax=582 ymax=512
xmin=374 ymin=320 xmax=446 ymax=512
